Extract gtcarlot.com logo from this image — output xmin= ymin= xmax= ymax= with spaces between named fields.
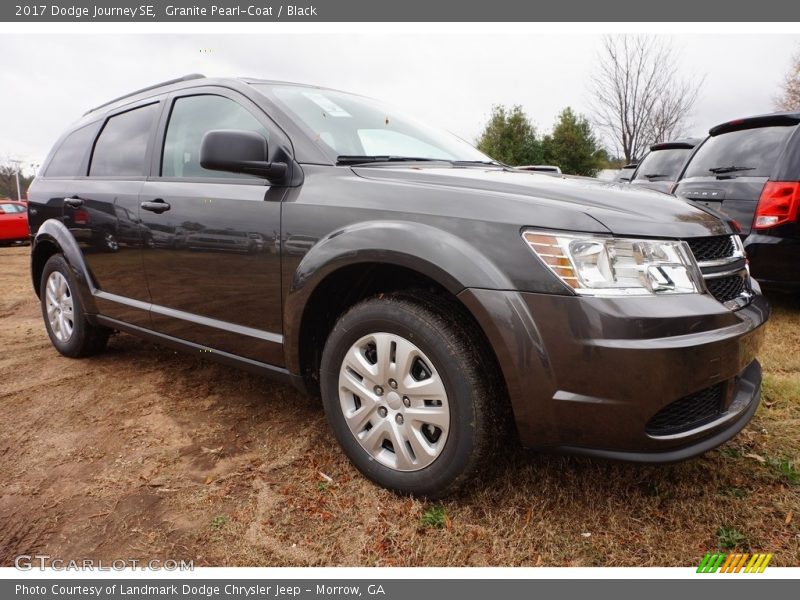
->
xmin=14 ymin=555 xmax=194 ymax=571
xmin=697 ymin=553 xmax=773 ymax=573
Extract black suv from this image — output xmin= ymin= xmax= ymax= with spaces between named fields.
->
xmin=674 ymin=113 xmax=800 ymax=291
xmin=629 ymin=138 xmax=700 ymax=194
xmin=28 ymin=75 xmax=769 ymax=497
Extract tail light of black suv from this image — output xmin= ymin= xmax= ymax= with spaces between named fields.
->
xmin=674 ymin=112 xmax=800 ymax=291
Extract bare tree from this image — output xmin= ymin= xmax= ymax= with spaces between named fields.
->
xmin=775 ymin=48 xmax=800 ymax=111
xmin=590 ymin=35 xmax=703 ymax=163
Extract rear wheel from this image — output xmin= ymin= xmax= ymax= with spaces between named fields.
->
xmin=320 ymin=292 xmax=502 ymax=498
xmin=40 ymin=254 xmax=109 ymax=358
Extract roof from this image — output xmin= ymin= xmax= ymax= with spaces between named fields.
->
xmin=709 ymin=111 xmax=800 ymax=136
xmin=83 ymin=73 xmax=206 ymax=115
xmin=82 ymin=74 xmax=344 ymax=118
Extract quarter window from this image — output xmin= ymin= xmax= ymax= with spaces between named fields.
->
xmin=45 ymin=123 xmax=99 ymax=177
xmin=162 ymin=95 xmax=269 ymax=179
xmin=89 ymin=103 xmax=159 ymax=177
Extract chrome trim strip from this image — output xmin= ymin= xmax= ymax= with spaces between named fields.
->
xmin=697 ymin=255 xmax=744 ymax=268
xmin=94 ymin=290 xmax=283 ymax=344
xmin=703 ymin=266 xmax=748 ymax=279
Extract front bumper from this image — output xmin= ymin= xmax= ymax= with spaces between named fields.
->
xmin=459 ymin=288 xmax=770 ymax=461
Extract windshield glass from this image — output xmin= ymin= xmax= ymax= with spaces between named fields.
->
xmin=684 ymin=125 xmax=795 ymax=178
xmin=0 ymin=203 xmax=24 ymax=214
xmin=633 ymin=148 xmax=693 ymax=181
xmin=255 ymin=84 xmax=493 ymax=163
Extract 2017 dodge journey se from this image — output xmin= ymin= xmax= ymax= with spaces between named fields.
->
xmin=27 ymin=75 xmax=770 ymax=497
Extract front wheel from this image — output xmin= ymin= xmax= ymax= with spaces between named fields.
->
xmin=320 ymin=292 xmax=502 ymax=498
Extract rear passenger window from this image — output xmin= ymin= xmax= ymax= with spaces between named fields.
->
xmin=684 ymin=125 xmax=796 ymax=179
xmin=162 ymin=95 xmax=268 ymax=179
xmin=89 ymin=103 xmax=159 ymax=177
xmin=44 ymin=123 xmax=98 ymax=177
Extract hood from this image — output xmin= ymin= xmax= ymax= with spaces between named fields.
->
xmin=352 ymin=166 xmax=731 ymax=238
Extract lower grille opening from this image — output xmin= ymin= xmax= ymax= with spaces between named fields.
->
xmin=646 ymin=383 xmax=725 ymax=436
xmin=706 ymin=275 xmax=747 ymax=304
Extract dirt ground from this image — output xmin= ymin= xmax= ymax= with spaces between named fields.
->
xmin=1 ymin=244 xmax=798 ymax=567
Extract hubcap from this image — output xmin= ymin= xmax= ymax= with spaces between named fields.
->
xmin=45 ymin=271 xmax=75 ymax=343
xmin=338 ymin=332 xmax=450 ymax=472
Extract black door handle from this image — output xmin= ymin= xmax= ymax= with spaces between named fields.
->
xmin=141 ymin=199 xmax=171 ymax=214
xmin=64 ymin=196 xmax=83 ymax=208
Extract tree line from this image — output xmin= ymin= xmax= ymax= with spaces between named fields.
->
xmin=477 ymin=105 xmax=610 ymax=177
xmin=476 ymin=35 xmax=704 ymax=176
xmin=476 ymin=35 xmax=800 ymax=177
xmin=0 ymin=164 xmax=34 ymax=201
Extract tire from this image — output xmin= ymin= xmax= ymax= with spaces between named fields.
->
xmin=40 ymin=254 xmax=109 ymax=358
xmin=320 ymin=291 xmax=503 ymax=498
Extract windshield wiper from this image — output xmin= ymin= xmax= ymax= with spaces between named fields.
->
xmin=708 ymin=165 xmax=756 ymax=174
xmin=452 ymin=160 xmax=502 ymax=166
xmin=336 ymin=155 xmax=444 ymax=166
xmin=643 ymin=173 xmax=668 ymax=179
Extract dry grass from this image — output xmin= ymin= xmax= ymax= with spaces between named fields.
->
xmin=0 ymin=246 xmax=798 ymax=567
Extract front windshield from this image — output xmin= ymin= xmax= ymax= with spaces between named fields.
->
xmin=255 ymin=84 xmax=493 ymax=163
xmin=0 ymin=203 xmax=24 ymax=214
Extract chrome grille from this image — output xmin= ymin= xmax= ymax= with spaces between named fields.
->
xmin=686 ymin=236 xmax=735 ymax=263
xmin=685 ymin=235 xmax=752 ymax=310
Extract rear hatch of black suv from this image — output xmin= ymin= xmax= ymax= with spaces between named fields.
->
xmin=674 ymin=113 xmax=800 ymax=288
xmin=674 ymin=113 xmax=800 ymax=235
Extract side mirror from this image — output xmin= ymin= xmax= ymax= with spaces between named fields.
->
xmin=200 ymin=129 xmax=287 ymax=182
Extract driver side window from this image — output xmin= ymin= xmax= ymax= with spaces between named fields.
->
xmin=162 ymin=94 xmax=269 ymax=179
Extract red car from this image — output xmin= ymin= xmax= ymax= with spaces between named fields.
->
xmin=0 ymin=200 xmax=29 ymax=245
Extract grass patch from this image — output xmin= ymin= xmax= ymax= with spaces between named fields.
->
xmin=420 ymin=506 xmax=448 ymax=529
xmin=717 ymin=526 xmax=749 ymax=550
xmin=210 ymin=515 xmax=229 ymax=530
xmin=718 ymin=486 xmax=747 ymax=499
xmin=769 ymin=457 xmax=800 ymax=486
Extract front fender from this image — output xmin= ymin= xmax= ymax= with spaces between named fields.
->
xmin=32 ymin=219 xmax=98 ymax=314
xmin=283 ymin=220 xmax=514 ymax=374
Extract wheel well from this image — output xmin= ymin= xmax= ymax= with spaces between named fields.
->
xmin=297 ymin=263 xmax=505 ymax=398
xmin=31 ymin=240 xmax=60 ymax=298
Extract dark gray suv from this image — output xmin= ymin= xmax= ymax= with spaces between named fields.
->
xmin=27 ymin=75 xmax=769 ymax=497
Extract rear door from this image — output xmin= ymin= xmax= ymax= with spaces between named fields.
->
xmin=64 ymin=100 xmax=162 ymax=326
xmin=675 ymin=122 xmax=799 ymax=234
xmin=138 ymin=87 xmax=288 ymax=366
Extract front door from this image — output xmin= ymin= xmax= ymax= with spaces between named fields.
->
xmin=139 ymin=91 xmax=285 ymax=366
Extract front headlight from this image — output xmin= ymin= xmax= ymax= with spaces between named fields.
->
xmin=522 ymin=230 xmax=704 ymax=296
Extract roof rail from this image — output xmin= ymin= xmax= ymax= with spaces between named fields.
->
xmin=83 ymin=73 xmax=206 ymax=116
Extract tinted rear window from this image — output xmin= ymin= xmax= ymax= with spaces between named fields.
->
xmin=633 ymin=148 xmax=693 ymax=181
xmin=683 ymin=125 xmax=795 ymax=178
xmin=89 ymin=103 xmax=159 ymax=177
xmin=44 ymin=123 xmax=98 ymax=177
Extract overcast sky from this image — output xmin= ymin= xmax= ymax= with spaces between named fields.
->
xmin=1 ymin=33 xmax=798 ymax=173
